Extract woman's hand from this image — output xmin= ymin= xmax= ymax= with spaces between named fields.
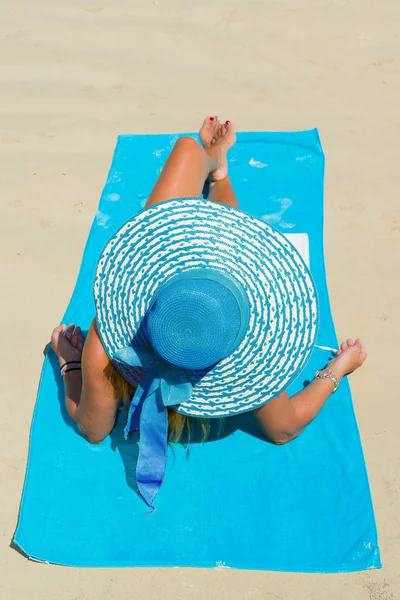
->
xmin=328 ymin=338 xmax=367 ymax=378
xmin=51 ymin=323 xmax=84 ymax=367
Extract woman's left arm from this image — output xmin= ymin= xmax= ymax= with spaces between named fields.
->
xmin=253 ymin=338 xmax=366 ymax=444
xmin=252 ymin=376 xmax=340 ymax=445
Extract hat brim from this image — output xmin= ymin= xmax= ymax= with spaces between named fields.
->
xmin=94 ymin=197 xmax=318 ymax=418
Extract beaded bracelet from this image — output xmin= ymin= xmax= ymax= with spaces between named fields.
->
xmin=314 ymin=369 xmax=339 ymax=392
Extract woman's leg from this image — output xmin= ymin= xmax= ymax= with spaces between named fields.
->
xmin=145 ymin=117 xmax=236 ymax=208
xmin=145 ymin=137 xmax=212 ymax=208
xmin=207 ymin=177 xmax=239 ymax=209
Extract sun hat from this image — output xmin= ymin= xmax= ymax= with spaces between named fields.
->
xmin=94 ymin=197 xmax=318 ymax=507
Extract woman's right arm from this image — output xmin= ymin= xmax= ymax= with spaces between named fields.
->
xmin=76 ymin=319 xmax=120 ymax=444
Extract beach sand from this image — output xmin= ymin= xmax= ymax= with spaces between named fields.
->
xmin=1 ymin=1 xmax=399 ymax=598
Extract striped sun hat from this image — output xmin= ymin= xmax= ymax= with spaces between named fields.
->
xmin=94 ymin=197 xmax=318 ymax=507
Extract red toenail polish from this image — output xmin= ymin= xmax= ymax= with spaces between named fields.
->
xmin=226 ymin=120 xmax=231 ymax=124
xmin=209 ymin=117 xmax=214 ymax=121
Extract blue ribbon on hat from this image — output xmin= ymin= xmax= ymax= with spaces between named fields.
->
xmin=114 ymin=345 xmax=193 ymax=508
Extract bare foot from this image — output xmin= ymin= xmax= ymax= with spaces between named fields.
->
xmin=51 ymin=323 xmax=84 ymax=368
xmin=199 ymin=116 xmax=236 ymax=181
xmin=328 ymin=338 xmax=367 ymax=378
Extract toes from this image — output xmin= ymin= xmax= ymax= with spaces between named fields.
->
xmin=336 ymin=349 xmax=342 ymax=355
xmin=212 ymin=120 xmax=228 ymax=141
xmin=347 ymin=339 xmax=355 ymax=347
xmin=340 ymin=341 xmax=347 ymax=351
xmin=223 ymin=120 xmax=236 ymax=146
xmin=201 ymin=116 xmax=212 ymax=131
xmin=199 ymin=117 xmax=219 ymax=148
xmin=210 ymin=118 xmax=219 ymax=138
xmin=65 ymin=323 xmax=74 ymax=341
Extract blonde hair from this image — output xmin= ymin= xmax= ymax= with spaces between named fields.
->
xmin=105 ymin=361 xmax=223 ymax=444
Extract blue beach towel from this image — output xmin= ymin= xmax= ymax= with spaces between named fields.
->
xmin=14 ymin=130 xmax=381 ymax=571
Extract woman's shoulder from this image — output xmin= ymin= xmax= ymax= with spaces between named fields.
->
xmin=82 ymin=318 xmax=110 ymax=379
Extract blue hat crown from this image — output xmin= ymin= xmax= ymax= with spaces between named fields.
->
xmin=146 ymin=270 xmax=250 ymax=371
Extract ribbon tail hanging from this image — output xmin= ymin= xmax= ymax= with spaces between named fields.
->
xmin=135 ymin=369 xmax=194 ymax=507
xmin=123 ymin=367 xmax=161 ymax=438
xmin=116 ymin=344 xmax=151 ymax=438
xmin=135 ymin=381 xmax=169 ymax=508
xmin=123 ymin=381 xmax=146 ymax=439
xmin=120 ymin=354 xmax=195 ymax=508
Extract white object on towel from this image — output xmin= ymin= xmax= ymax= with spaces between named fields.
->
xmin=283 ymin=234 xmax=338 ymax=354
xmin=314 ymin=344 xmax=338 ymax=353
xmin=284 ymin=233 xmax=310 ymax=268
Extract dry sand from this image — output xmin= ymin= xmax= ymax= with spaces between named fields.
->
xmin=1 ymin=0 xmax=399 ymax=598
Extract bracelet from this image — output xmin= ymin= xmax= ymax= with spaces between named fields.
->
xmin=314 ymin=369 xmax=339 ymax=392
xmin=61 ymin=367 xmax=82 ymax=377
xmin=60 ymin=361 xmax=82 ymax=377
xmin=60 ymin=361 xmax=82 ymax=370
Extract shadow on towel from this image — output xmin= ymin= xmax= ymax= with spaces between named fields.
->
xmin=48 ymin=341 xmax=286 ymax=502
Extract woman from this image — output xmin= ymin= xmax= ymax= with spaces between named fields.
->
xmin=51 ymin=117 xmax=366 ymax=503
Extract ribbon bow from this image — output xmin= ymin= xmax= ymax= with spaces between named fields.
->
xmin=114 ymin=345 xmax=193 ymax=508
